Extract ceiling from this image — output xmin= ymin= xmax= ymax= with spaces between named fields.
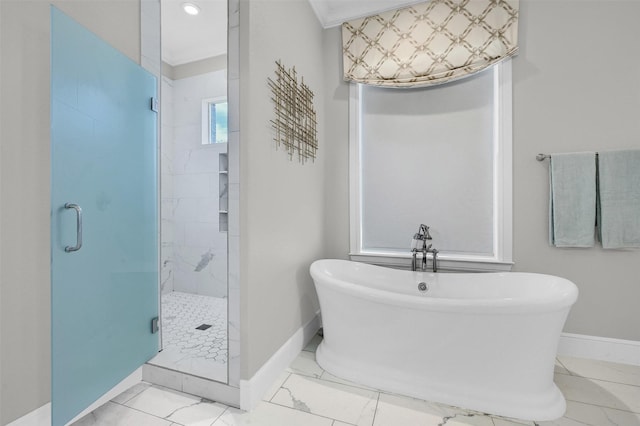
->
xmin=161 ymin=0 xmax=423 ymax=66
xmin=308 ymin=0 xmax=423 ymax=28
xmin=161 ymin=0 xmax=227 ymax=66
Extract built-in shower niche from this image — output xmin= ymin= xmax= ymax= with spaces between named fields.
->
xmin=219 ymin=152 xmax=228 ymax=232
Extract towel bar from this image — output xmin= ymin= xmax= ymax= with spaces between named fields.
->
xmin=537 ymin=152 xmax=598 ymax=162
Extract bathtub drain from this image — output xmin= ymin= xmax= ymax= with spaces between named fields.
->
xmin=418 ymin=282 xmax=428 ymax=292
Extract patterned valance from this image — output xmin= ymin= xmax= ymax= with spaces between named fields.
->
xmin=342 ymin=0 xmax=519 ymax=88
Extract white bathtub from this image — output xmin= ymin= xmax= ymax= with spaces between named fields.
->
xmin=310 ymin=259 xmax=578 ymax=421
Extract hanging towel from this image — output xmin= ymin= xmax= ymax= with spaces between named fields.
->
xmin=549 ymin=152 xmax=597 ymax=247
xmin=597 ymin=150 xmax=640 ymax=249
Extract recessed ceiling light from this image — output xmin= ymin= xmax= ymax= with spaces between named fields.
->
xmin=182 ymin=2 xmax=200 ymax=16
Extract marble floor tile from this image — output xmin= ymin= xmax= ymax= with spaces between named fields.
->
xmin=555 ymin=373 xmax=640 ymax=413
xmin=271 ymin=373 xmax=378 ymax=425
xmin=263 ymin=371 xmax=291 ymax=402
xmin=72 ymin=401 xmax=172 ymax=426
xmin=537 ymin=400 xmax=640 ymax=426
xmin=211 ymin=402 xmax=333 ymax=426
xmin=373 ymin=393 xmax=494 ymax=426
xmin=164 ymin=398 xmax=228 ymax=425
xmin=124 ymin=385 xmax=208 ymax=419
xmin=558 ymin=356 xmax=640 ymax=386
xmin=110 ymin=381 xmax=152 ymax=404
xmin=78 ymin=353 xmax=640 ymax=426
xmin=319 ymin=370 xmax=379 ymax=392
xmin=492 ymin=417 xmax=534 ymax=426
xmin=286 ymin=350 xmax=324 ymax=378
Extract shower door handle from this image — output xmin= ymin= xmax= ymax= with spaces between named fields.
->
xmin=64 ymin=203 xmax=83 ymax=252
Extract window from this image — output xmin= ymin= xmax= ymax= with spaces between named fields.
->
xmin=202 ymin=97 xmax=228 ymax=144
xmin=349 ymin=61 xmax=513 ymax=272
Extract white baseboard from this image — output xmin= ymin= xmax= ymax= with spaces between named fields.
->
xmin=7 ymin=368 xmax=142 ymax=426
xmin=239 ymin=312 xmax=322 ymax=411
xmin=558 ymin=332 xmax=640 ymax=366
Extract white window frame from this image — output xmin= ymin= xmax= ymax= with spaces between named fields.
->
xmin=201 ymin=96 xmax=228 ymax=145
xmin=349 ymin=60 xmax=513 ymax=272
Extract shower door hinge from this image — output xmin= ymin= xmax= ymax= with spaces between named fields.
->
xmin=151 ymin=316 xmax=159 ymax=334
xmin=150 ymin=97 xmax=159 ymax=113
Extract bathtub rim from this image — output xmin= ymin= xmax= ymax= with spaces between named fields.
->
xmin=310 ymin=259 xmax=578 ymax=314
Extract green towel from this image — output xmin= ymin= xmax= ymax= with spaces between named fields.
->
xmin=597 ymin=150 xmax=640 ymax=249
xmin=549 ymin=152 xmax=597 ymax=247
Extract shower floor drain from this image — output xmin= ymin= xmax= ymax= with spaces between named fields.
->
xmin=195 ymin=324 xmax=212 ymax=331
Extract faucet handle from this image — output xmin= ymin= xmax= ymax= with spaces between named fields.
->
xmin=419 ymin=224 xmax=432 ymax=240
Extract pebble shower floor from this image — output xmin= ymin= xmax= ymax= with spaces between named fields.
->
xmin=161 ymin=291 xmax=227 ymax=364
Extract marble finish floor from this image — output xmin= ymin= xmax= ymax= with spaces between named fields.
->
xmin=148 ymin=292 xmax=227 ymax=382
xmin=75 ymin=334 xmax=640 ymax=425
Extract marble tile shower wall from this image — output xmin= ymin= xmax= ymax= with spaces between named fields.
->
xmin=161 ymin=70 xmax=228 ymax=298
xmin=161 ymin=76 xmax=175 ymax=295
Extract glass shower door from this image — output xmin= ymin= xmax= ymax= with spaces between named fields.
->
xmin=51 ymin=7 xmax=159 ymax=426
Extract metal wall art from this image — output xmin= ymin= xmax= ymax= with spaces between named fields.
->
xmin=267 ymin=60 xmax=318 ymax=164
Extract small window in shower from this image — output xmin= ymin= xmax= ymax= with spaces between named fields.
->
xmin=202 ymin=97 xmax=228 ymax=144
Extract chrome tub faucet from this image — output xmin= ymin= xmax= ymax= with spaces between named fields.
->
xmin=411 ymin=224 xmax=438 ymax=272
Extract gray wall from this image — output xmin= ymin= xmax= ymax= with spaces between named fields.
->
xmin=321 ymin=0 xmax=640 ymax=342
xmin=322 ymin=28 xmax=351 ymax=261
xmin=0 ymin=2 xmax=141 ymax=423
xmin=512 ymin=0 xmax=640 ymax=341
xmin=238 ymin=0 xmax=326 ymax=378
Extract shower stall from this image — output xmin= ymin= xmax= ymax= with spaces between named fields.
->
xmin=49 ymin=4 xmax=236 ymax=424
xmin=145 ymin=0 xmax=230 ymax=384
xmin=148 ymin=67 xmax=229 ymax=383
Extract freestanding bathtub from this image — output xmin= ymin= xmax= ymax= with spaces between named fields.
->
xmin=310 ymin=259 xmax=578 ymax=421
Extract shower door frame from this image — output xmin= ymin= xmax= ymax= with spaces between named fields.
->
xmin=152 ymin=0 xmax=240 ymax=391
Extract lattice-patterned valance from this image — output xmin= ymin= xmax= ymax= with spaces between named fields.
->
xmin=342 ymin=0 xmax=519 ymax=88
